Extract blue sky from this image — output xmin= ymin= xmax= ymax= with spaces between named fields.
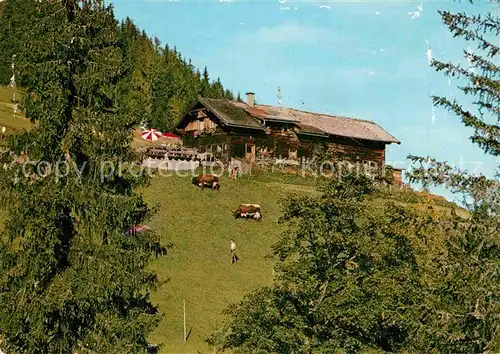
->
xmin=111 ymin=0 xmax=498 ymax=200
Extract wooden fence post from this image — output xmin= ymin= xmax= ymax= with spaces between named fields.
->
xmin=183 ymin=299 xmax=186 ymax=342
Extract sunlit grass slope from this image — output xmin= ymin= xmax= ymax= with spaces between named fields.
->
xmin=0 ymin=86 xmax=32 ymax=133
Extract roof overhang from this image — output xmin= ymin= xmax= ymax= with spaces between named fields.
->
xmin=175 ymin=98 xmax=264 ymax=132
xmin=200 ymin=97 xmax=265 ymax=131
xmin=225 ymin=122 xmax=265 ymax=131
xmin=327 ymin=133 xmax=400 ymax=145
xmin=376 ymin=131 xmax=401 ymax=145
xmin=262 ymin=117 xmax=300 ymax=124
xmin=294 ymin=130 xmax=328 ymax=138
xmin=175 ymin=100 xmax=204 ymax=131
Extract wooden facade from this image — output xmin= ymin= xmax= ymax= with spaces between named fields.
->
xmin=175 ymin=96 xmax=402 ymax=183
xmin=179 ymin=119 xmax=385 ymax=165
xmin=178 ymin=105 xmax=306 ymax=164
xmin=181 ymin=125 xmax=312 ymax=165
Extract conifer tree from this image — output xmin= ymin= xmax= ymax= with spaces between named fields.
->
xmin=210 ymin=77 xmax=225 ymax=99
xmin=0 ymin=0 xmax=38 ymax=84
xmin=166 ymin=96 xmax=183 ymax=131
xmin=201 ymin=65 xmax=211 ymax=97
xmin=224 ymin=89 xmax=234 ymax=100
xmin=153 ymin=36 xmax=161 ymax=52
xmin=407 ymin=5 xmax=499 ymax=352
xmin=116 ymin=24 xmax=156 ymax=129
xmin=0 ymin=1 xmax=166 ymax=352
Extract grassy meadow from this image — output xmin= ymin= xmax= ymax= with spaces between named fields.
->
xmin=0 ymin=87 xmax=468 ymax=353
xmin=141 ymin=172 xmax=317 ymax=353
xmin=0 ymin=86 xmax=32 ymax=134
xmin=0 ymin=166 xmax=464 ymax=353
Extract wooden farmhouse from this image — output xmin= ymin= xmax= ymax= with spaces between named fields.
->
xmin=175 ymin=92 xmax=403 ymax=184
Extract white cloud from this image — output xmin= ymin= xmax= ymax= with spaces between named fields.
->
xmin=235 ymin=23 xmax=336 ymax=45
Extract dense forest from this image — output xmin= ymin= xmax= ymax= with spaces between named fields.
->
xmin=0 ymin=0 xmax=238 ymax=131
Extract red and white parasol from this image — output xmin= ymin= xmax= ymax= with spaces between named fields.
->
xmin=141 ymin=129 xmax=162 ymax=141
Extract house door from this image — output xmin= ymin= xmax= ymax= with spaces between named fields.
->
xmin=245 ymin=143 xmax=255 ymax=162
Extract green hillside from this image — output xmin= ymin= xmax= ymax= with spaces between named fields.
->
xmin=0 ymin=169 xmax=465 ymax=353
xmin=0 ymin=166 xmax=318 ymax=352
xmin=141 ymin=173 xmax=317 ymax=353
xmin=0 ymin=86 xmax=467 ymax=353
xmin=0 ymin=86 xmax=32 ymax=133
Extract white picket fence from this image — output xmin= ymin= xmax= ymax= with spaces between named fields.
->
xmin=141 ymin=157 xmax=200 ymax=171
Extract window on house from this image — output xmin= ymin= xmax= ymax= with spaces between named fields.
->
xmin=276 ymin=144 xmax=287 ymax=159
xmin=233 ymin=144 xmax=245 ymax=158
xmin=199 ymin=120 xmax=205 ymax=131
xmin=245 ymin=144 xmax=253 ymax=155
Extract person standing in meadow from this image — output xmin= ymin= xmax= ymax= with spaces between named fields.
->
xmin=230 ymin=239 xmax=238 ymax=264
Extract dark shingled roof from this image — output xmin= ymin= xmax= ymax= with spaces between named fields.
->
xmin=187 ymin=97 xmax=400 ymax=144
xmin=229 ymin=100 xmax=399 ymax=144
xmin=200 ymin=97 xmax=263 ymax=130
xmin=239 ymin=103 xmax=400 ymax=144
xmin=294 ymin=124 xmax=328 ymax=137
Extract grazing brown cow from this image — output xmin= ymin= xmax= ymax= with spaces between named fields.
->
xmin=192 ymin=174 xmax=220 ymax=191
xmin=233 ymin=204 xmax=262 ymax=221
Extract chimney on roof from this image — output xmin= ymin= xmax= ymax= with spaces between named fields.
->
xmin=246 ymin=92 xmax=255 ymax=107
